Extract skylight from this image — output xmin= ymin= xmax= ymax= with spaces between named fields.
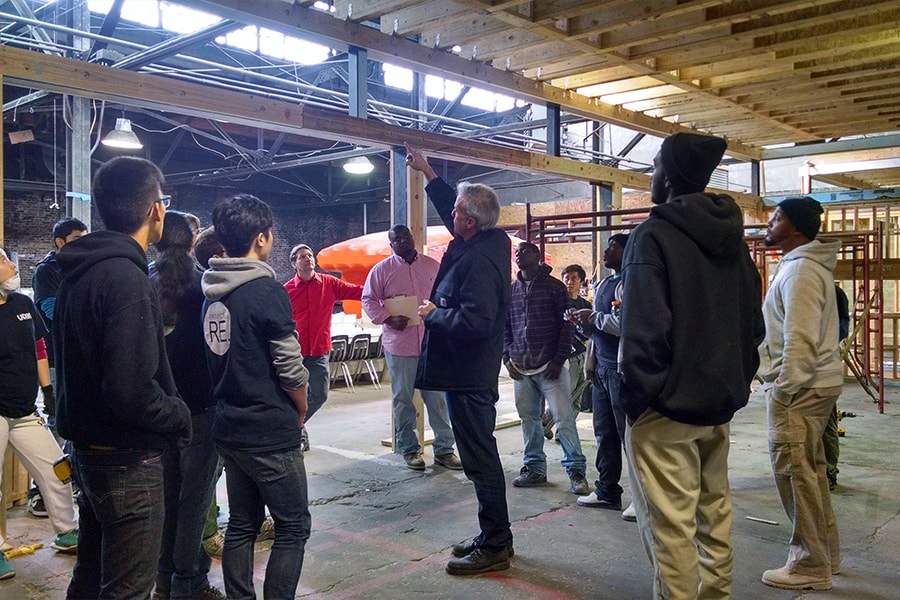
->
xmin=384 ymin=64 xmax=523 ymax=112
xmin=87 ymin=0 xmax=330 ymax=66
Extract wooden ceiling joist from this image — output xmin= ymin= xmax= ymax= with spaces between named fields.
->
xmin=0 ymin=44 xmax=651 ymax=191
xmin=179 ymin=0 xmax=760 ymax=159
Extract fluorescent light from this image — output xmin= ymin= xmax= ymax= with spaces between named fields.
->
xmin=101 ymin=118 xmax=143 ymax=149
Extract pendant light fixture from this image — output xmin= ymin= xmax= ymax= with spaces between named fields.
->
xmin=343 ymin=154 xmax=375 ymax=175
xmin=101 ymin=117 xmax=143 ymax=150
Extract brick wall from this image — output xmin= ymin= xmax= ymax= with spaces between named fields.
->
xmin=2 ymin=192 xmax=67 ymax=288
xmin=3 ymin=187 xmax=390 ymax=287
xmin=171 ymin=186 xmax=389 ymax=283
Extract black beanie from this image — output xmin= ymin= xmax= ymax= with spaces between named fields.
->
xmin=659 ymin=133 xmax=727 ymax=193
xmin=777 ymin=196 xmax=823 ymax=240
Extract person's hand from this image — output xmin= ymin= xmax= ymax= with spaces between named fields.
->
xmin=418 ymin=300 xmax=436 ymax=319
xmin=404 ymin=143 xmax=437 ymax=180
xmin=544 ymin=361 xmax=563 ymax=380
xmin=565 ymin=308 xmax=592 ymax=327
xmin=384 ymin=315 xmax=410 ymax=331
xmin=503 ymin=357 xmax=523 ymax=380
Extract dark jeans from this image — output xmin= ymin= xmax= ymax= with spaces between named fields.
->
xmin=217 ymin=444 xmax=311 ymax=600
xmin=592 ymin=362 xmax=627 ymax=501
xmin=67 ymin=449 xmax=165 ymax=600
xmin=445 ymin=389 xmax=512 ymax=552
xmin=303 ymin=354 xmax=329 ymax=421
xmin=157 ymin=410 xmax=219 ymax=598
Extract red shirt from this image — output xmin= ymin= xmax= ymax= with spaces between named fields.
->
xmin=284 ymin=272 xmax=362 ymax=356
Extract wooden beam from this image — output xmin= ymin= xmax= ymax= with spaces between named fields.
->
xmin=762 ymin=134 xmax=900 ymax=160
xmin=176 ymin=0 xmax=761 ymax=160
xmin=0 ymin=44 xmax=662 ymax=191
xmin=811 ymin=172 xmax=870 ymax=189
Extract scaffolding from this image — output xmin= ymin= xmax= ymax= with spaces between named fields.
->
xmin=526 ymin=205 xmax=887 ymax=414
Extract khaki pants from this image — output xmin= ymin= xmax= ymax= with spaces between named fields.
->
xmin=766 ymin=386 xmax=841 ymax=577
xmin=626 ymin=409 xmax=733 ymax=600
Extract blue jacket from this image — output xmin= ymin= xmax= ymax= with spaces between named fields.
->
xmin=416 ymin=177 xmax=511 ymax=392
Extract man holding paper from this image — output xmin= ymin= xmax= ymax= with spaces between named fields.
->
xmin=362 ymin=225 xmax=462 ymax=471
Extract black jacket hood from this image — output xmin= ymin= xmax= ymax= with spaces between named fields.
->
xmin=57 ymin=230 xmax=149 ymax=283
xmin=651 ymin=193 xmax=744 ymax=260
xmin=516 ymin=263 xmax=552 ymax=283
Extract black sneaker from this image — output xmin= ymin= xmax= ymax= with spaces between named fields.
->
xmin=568 ymin=472 xmax=590 ymax=495
xmin=403 ymin=453 xmax=426 ymax=471
xmin=190 ymin=584 xmax=226 ymax=599
xmin=27 ymin=491 xmax=48 ymax=518
xmin=451 ymin=537 xmax=514 ymax=558
xmin=446 ymin=547 xmax=510 ymax=576
xmin=513 ymin=466 xmax=547 ymax=487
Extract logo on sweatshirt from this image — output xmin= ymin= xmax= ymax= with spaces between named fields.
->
xmin=204 ymin=301 xmax=231 ymax=356
xmin=17 ymin=312 xmax=32 ymax=321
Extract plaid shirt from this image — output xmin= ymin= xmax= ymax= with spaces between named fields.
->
xmin=504 ymin=265 xmax=574 ymax=371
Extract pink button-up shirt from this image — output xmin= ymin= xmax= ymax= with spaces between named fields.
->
xmin=361 ymin=252 xmax=440 ymax=357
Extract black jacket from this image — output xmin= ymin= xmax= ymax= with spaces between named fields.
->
xmin=32 ymin=250 xmax=61 ymax=366
xmin=416 ymin=177 xmax=511 ymax=392
xmin=620 ymin=193 xmax=764 ymax=426
xmin=153 ymin=268 xmax=215 ymax=415
xmin=54 ymin=231 xmax=191 ymax=450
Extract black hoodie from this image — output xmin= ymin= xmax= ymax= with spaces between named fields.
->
xmin=32 ymin=250 xmax=61 ymax=367
xmin=619 ymin=193 xmax=764 ymax=426
xmin=416 ymin=177 xmax=511 ymax=392
xmin=53 ymin=230 xmax=191 ymax=450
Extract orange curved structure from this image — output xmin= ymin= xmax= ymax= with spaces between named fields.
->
xmin=317 ymin=226 xmax=534 ymax=316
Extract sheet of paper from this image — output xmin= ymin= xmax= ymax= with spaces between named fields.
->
xmin=384 ymin=295 xmax=421 ymax=325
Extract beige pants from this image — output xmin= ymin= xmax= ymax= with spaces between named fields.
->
xmin=626 ymin=409 xmax=733 ymax=600
xmin=766 ymin=386 xmax=841 ymax=577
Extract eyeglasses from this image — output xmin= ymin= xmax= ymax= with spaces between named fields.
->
xmin=159 ymin=195 xmax=172 ymax=208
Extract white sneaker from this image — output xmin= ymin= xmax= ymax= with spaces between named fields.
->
xmin=621 ymin=503 xmax=636 ymax=522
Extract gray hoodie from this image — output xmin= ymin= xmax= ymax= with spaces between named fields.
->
xmin=761 ymin=239 xmax=844 ymax=402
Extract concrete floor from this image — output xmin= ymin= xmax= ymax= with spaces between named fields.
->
xmin=2 ymin=378 xmax=897 ymax=599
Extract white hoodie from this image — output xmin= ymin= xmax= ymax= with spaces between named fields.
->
xmin=761 ymin=238 xmax=844 ymax=402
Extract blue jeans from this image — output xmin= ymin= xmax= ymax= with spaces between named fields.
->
xmin=384 ymin=350 xmax=456 ymax=456
xmin=445 ymin=389 xmax=512 ymax=552
xmin=67 ymin=449 xmax=165 ymax=600
xmin=592 ymin=362 xmax=627 ymax=501
xmin=514 ymin=366 xmax=586 ymax=476
xmin=217 ymin=444 xmax=311 ymax=600
xmin=303 ymin=354 xmax=329 ymax=421
xmin=157 ymin=410 xmax=220 ymax=598
xmin=568 ymin=352 xmax=586 ymax=414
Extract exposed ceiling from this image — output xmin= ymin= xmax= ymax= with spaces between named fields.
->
xmin=184 ymin=0 xmax=900 ymax=190
xmin=340 ymin=0 xmax=900 ymax=148
xmin=2 ymin=0 xmax=900 ymax=199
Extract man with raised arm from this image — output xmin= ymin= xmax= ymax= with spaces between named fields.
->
xmin=406 ymin=145 xmax=513 ymax=576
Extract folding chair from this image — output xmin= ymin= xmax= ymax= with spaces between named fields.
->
xmin=328 ymin=335 xmax=354 ymax=391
